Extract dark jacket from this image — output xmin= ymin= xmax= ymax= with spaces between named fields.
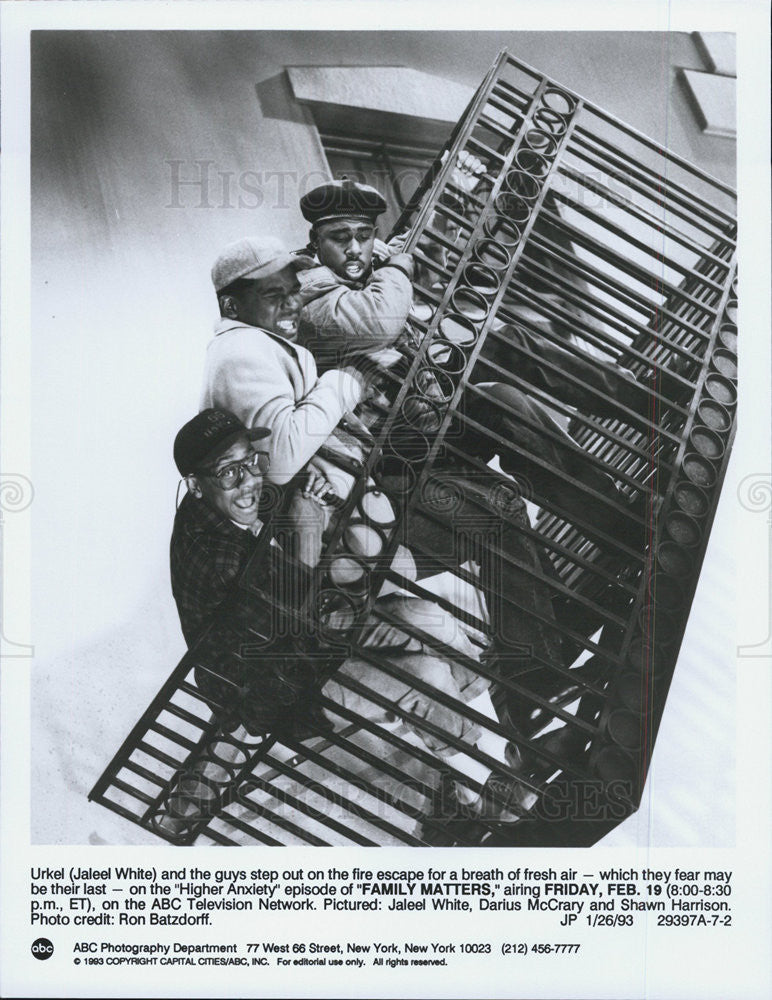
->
xmin=170 ymin=494 xmax=320 ymax=734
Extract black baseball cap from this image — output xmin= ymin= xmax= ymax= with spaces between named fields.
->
xmin=174 ymin=409 xmax=270 ymax=476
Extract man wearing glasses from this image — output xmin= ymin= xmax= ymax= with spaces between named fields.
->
xmin=171 ymin=407 xmax=356 ymax=741
xmin=170 ymin=408 xmax=273 ymax=647
xmin=169 ymin=408 xmax=536 ymax=825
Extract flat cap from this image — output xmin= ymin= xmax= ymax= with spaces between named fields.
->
xmin=300 ymin=179 xmax=387 ymax=227
xmin=211 ymin=236 xmax=314 ymax=292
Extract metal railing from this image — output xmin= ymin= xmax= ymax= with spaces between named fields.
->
xmin=90 ymin=50 xmax=737 ymax=847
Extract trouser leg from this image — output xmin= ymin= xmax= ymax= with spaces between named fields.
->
xmin=461 ymin=382 xmax=645 ymax=550
xmin=397 ymin=468 xmax=568 ymax=751
xmin=323 ymin=651 xmax=482 ymax=756
xmin=480 ymin=322 xmax=653 ymax=422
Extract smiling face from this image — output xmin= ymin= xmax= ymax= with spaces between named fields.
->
xmin=189 ymin=435 xmax=264 ymax=526
xmin=314 ymin=218 xmax=376 ymax=282
xmin=223 ymin=266 xmax=303 ymax=340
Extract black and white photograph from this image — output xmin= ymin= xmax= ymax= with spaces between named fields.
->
xmin=29 ymin=25 xmax=740 ymax=849
xmin=1 ymin=2 xmax=770 ymax=998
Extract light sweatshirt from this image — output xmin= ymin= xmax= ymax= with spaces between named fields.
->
xmin=200 ymin=318 xmax=362 ymax=485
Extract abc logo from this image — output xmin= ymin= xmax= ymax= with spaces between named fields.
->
xmin=31 ymin=937 xmax=54 ymax=960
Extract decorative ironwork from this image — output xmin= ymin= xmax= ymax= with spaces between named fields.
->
xmin=90 ymin=50 xmax=737 ymax=847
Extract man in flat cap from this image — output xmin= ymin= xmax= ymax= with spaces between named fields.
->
xmin=201 ymin=234 xmax=365 ymax=490
xmin=202 ymin=232 xmax=420 ymax=569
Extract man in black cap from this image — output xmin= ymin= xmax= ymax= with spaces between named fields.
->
xmin=297 ymin=179 xmax=416 ymax=374
xmin=171 ymin=408 xmax=272 ymax=646
xmin=170 ymin=407 xmax=327 ymax=736
xmin=170 ymin=408 xmax=537 ymax=823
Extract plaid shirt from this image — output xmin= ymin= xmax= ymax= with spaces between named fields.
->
xmin=170 ymin=493 xmax=260 ymax=647
xmin=170 ymin=494 xmax=324 ymax=734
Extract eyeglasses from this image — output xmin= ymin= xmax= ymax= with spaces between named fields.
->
xmin=198 ymin=450 xmax=270 ymax=490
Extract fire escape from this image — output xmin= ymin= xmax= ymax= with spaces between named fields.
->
xmin=90 ymin=51 xmax=737 ymax=848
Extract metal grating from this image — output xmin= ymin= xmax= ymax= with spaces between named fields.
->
xmin=90 ymin=50 xmax=737 ymax=847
